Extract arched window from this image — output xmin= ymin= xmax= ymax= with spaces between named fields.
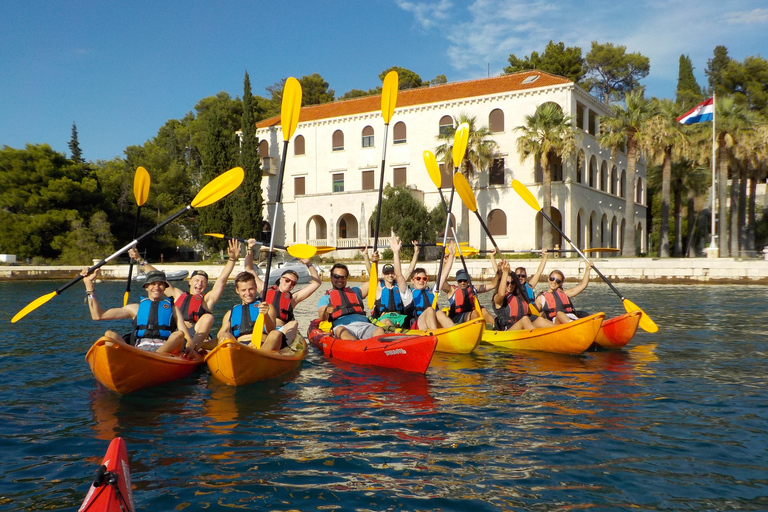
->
xmin=620 ymin=170 xmax=626 ymax=198
xmin=600 ymin=214 xmax=608 ymax=247
xmin=332 ymin=130 xmax=344 ymax=151
xmin=259 ymin=140 xmax=271 ymax=173
xmin=611 ymin=216 xmax=618 ymax=248
xmin=589 ymin=156 xmax=597 ymax=188
xmin=576 ymin=212 xmax=583 ymax=249
xmin=487 ymin=209 xmax=507 ymax=236
xmin=362 ymin=126 xmax=374 ymax=148
xmin=600 ymin=161 xmax=608 ymax=191
xmin=338 ymin=214 xmax=358 ymax=239
xmin=439 ymin=115 xmax=453 ymax=136
xmin=393 ymin=122 xmax=406 ymax=144
xmin=636 ymin=177 xmax=643 ymax=204
xmin=294 ymin=135 xmax=305 ymax=156
xmin=610 ymin=165 xmax=617 ymax=195
xmin=576 ymin=151 xmax=585 ymax=183
xmin=306 ymin=215 xmax=327 ymax=241
xmin=489 ymin=109 xmax=504 ymax=133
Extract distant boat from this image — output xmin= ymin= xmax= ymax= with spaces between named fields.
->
xmin=132 ymin=269 xmax=189 ymax=283
xmin=252 ymin=258 xmax=322 ymax=286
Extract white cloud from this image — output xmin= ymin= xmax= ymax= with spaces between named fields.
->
xmin=395 ymin=0 xmax=453 ymax=29
xmin=723 ymin=8 xmax=768 ymax=24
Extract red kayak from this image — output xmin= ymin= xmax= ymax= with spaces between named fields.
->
xmin=307 ymin=319 xmax=437 ymax=373
xmin=79 ymin=437 xmax=134 ymax=512
xmin=594 ymin=311 xmax=642 ymax=349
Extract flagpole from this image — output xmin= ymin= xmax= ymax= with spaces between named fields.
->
xmin=708 ymin=92 xmax=718 ymax=256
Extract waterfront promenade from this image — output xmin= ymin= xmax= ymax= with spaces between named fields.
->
xmin=3 ymin=257 xmax=768 ymax=284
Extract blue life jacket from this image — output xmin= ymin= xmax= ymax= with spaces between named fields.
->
xmin=523 ymin=282 xmax=535 ymax=303
xmin=373 ymin=282 xmax=404 ymax=317
xmin=131 ymin=297 xmax=174 ymax=345
xmin=405 ymin=287 xmax=434 ymax=321
xmin=230 ymin=302 xmax=263 ymax=338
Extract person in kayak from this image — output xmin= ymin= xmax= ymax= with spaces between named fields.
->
xmin=492 ymin=260 xmax=553 ymax=331
xmin=491 ymin=248 xmax=549 ymax=304
xmin=216 ymin=271 xmax=286 ymax=351
xmin=81 ymin=268 xmax=200 ymax=360
xmin=317 ymin=263 xmax=385 ymax=340
xmin=444 ymin=243 xmax=498 ymax=325
xmin=536 ymin=263 xmax=593 ymax=324
xmin=401 ymin=240 xmax=454 ymax=330
xmin=128 ymin=238 xmax=242 ymax=350
xmin=370 ymin=236 xmax=411 ymax=329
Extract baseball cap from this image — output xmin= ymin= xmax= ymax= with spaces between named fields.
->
xmin=382 ymin=264 xmax=395 ymax=274
xmin=190 ymin=270 xmax=209 ymax=280
xmin=456 ymin=269 xmax=469 ymax=281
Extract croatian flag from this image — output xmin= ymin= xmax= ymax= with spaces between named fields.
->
xmin=677 ymin=97 xmax=714 ymax=125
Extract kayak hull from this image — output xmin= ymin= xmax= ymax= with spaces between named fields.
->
xmin=481 ymin=312 xmax=605 ymax=355
xmin=85 ymin=337 xmax=202 ymax=395
xmin=205 ymin=334 xmax=308 ymax=386
xmin=307 ymin=319 xmax=437 ymax=373
xmin=594 ymin=311 xmax=641 ymax=348
xmin=78 ymin=437 xmax=134 ymax=512
xmin=132 ymin=269 xmax=189 ymax=282
xmin=408 ymin=318 xmax=485 ymax=354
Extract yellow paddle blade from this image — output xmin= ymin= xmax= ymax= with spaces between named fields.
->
xmin=287 ymin=244 xmax=317 ymax=259
xmin=12 ymin=291 xmax=57 ymax=323
xmin=511 ymin=179 xmax=541 ymax=211
xmin=133 ymin=166 xmax=150 ymax=206
xmin=452 ymin=122 xmax=469 ymax=169
xmin=453 ymin=172 xmax=478 ymax=213
xmin=282 ymin=77 xmax=302 ymax=141
xmin=436 ymin=241 xmax=469 ymax=246
xmin=529 ymin=302 xmax=541 ymax=316
xmin=624 ymin=299 xmax=659 ymax=333
xmin=431 ymin=293 xmax=439 ymax=309
xmin=313 ymin=246 xmax=336 ymax=255
xmin=192 ymin=167 xmax=244 ymax=208
xmin=123 ymin=291 xmax=129 ymax=308
xmin=461 ymin=247 xmax=479 ymax=256
xmin=367 ymin=264 xmax=378 ymax=310
xmin=204 ymin=232 xmax=226 ymax=239
xmin=381 ymin=71 xmax=398 ymax=124
xmin=423 ymin=150 xmax=441 ymax=188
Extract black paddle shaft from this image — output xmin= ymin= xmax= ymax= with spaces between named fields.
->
xmin=262 ymin=139 xmax=291 ymax=300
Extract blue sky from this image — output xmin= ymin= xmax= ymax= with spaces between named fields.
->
xmin=1 ymin=0 xmax=766 ymax=162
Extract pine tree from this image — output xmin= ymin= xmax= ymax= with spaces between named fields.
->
xmin=705 ymin=45 xmax=731 ymax=96
xmin=232 ymin=71 xmax=264 ymax=240
xmin=675 ymin=55 xmax=703 ymax=108
xmin=69 ymin=122 xmax=84 ymax=163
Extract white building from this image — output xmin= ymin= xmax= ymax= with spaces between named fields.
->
xmin=255 ymin=70 xmax=648 ymax=257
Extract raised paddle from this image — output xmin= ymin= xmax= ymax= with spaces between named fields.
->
xmin=123 ymin=166 xmax=150 ymax=306
xmin=511 ymin=179 xmax=659 ymax=333
xmin=431 ymin=123 xmax=469 ymax=308
xmin=453 ymin=172 xmax=542 ymax=316
xmin=261 ymin=77 xmax=302 ymax=303
xmin=204 ymin=233 xmax=316 ymax=259
xmin=368 ymin=70 xmax=399 ymax=309
xmin=11 ymin=167 xmax=245 ymax=323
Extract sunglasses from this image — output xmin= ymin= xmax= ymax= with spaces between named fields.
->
xmin=457 ymin=279 xmax=468 ymax=284
xmin=331 ymin=273 xmax=347 ymax=279
xmin=282 ymin=276 xmax=297 ymax=286
xmin=549 ymin=276 xmax=563 ymax=285
xmin=412 ymin=276 xmax=428 ymax=282
xmin=506 ymin=281 xmax=513 ymax=286
xmin=516 ymin=273 xmax=527 ymax=278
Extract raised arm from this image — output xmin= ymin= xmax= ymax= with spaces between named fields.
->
xmin=493 ymin=261 xmax=511 ymax=308
xmin=528 ymin=248 xmax=549 ymax=288
xmin=292 ymin=258 xmax=322 ymax=304
xmin=82 ymin=268 xmax=137 ymax=321
xmin=404 ymin=240 xmax=420 ymax=278
xmin=478 ymin=266 xmax=501 ymax=294
xmin=489 ymin=247 xmax=498 ymax=273
xmin=205 ymin=239 xmax=240 ymax=309
xmin=128 ymin=247 xmax=181 ymax=300
xmin=439 ymin=242 xmax=456 ymax=294
xmin=244 ymin=238 xmax=266 ymax=294
xmin=361 ymin=245 xmax=371 ymax=274
xmin=566 ymin=261 xmax=593 ymax=298
xmin=391 ymin=236 xmax=407 ymax=292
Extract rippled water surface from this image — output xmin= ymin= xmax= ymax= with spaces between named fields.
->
xmin=1 ymin=279 xmax=768 ymax=511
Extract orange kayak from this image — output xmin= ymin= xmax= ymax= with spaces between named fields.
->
xmin=594 ymin=311 xmax=641 ymax=348
xmin=408 ymin=318 xmax=485 ymax=354
xmin=85 ymin=337 xmax=203 ymax=394
xmin=205 ymin=334 xmax=308 ymax=386
xmin=481 ymin=313 xmax=605 ymax=354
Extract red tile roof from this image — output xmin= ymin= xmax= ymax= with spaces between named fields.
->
xmin=256 ymin=70 xmax=572 ymax=129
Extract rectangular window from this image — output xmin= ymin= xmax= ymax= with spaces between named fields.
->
xmin=576 ymin=103 xmax=584 ymax=130
xmin=439 ymin=163 xmax=452 ymax=189
xmin=362 ymin=170 xmax=375 ymax=191
xmin=489 ymin=158 xmax=504 ymax=186
xmin=362 ymin=135 xmax=374 ymax=148
xmin=393 ymin=167 xmax=407 ymax=187
xmin=332 ymin=173 xmax=344 ymax=193
xmin=588 ymin=111 xmax=597 ymax=136
xmin=262 ymin=157 xmax=272 ymax=175
xmin=294 ymin=176 xmax=305 ymax=196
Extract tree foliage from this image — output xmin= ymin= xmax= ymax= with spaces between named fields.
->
xmin=69 ymin=122 xmax=84 ymax=163
xmin=504 ymin=41 xmax=586 ymax=83
xmin=584 ymin=41 xmax=650 ymax=104
xmin=373 ymin=185 xmax=439 ymax=253
xmin=676 ymin=55 xmax=703 ymax=109
xmin=379 ymin=66 xmax=424 ymax=90
xmin=232 ymin=71 xmax=264 ymax=240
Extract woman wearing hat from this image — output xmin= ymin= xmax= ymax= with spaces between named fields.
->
xmin=80 ymin=268 xmax=200 ymax=359
xmin=128 ymin=238 xmax=242 ymax=350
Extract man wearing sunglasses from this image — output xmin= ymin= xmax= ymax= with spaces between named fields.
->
xmin=128 ymin=238 xmax=241 ymax=350
xmin=535 ymin=263 xmax=593 ymax=324
xmin=317 ymin=263 xmax=385 ymax=340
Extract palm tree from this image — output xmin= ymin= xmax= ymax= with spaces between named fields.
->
xmin=514 ymin=102 xmax=577 ymax=249
xmin=434 ymin=114 xmax=498 ymax=241
xmin=642 ymin=98 xmax=688 ymax=257
xmin=599 ymin=90 xmax=657 ymax=257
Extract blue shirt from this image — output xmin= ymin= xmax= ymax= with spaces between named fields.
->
xmin=317 ymin=286 xmax=369 ymax=327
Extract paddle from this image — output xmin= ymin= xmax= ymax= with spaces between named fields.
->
xmin=431 ymin=123 xmax=469 ymax=309
xmin=511 ymin=179 xmax=659 ymax=333
xmin=204 ymin=233 xmax=316 ymax=259
xmin=368 ymin=70 xmax=399 ymax=309
xmin=423 ymin=149 xmax=478 ymax=313
xmin=453 ymin=172 xmax=541 ymax=316
xmin=11 ymin=167 xmax=245 ymax=323
xmin=123 ymin=166 xmax=150 ymax=306
xmin=261 ymin=77 xmax=302 ymax=303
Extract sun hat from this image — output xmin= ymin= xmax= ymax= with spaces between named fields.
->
xmin=142 ymin=270 xmax=169 ymax=287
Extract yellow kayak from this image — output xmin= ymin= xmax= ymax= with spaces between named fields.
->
xmin=481 ymin=313 xmax=605 ymax=355
xmin=205 ymin=334 xmax=307 ymax=386
xmin=408 ymin=318 xmax=485 ymax=354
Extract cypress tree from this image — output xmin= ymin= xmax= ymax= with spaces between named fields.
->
xmin=706 ymin=45 xmax=731 ymax=96
xmin=676 ymin=55 xmax=703 ymax=108
xmin=69 ymin=122 xmax=84 ymax=163
xmin=198 ymin=110 xmax=234 ymax=238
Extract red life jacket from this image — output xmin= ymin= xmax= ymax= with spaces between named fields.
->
xmin=265 ymin=285 xmax=294 ymax=322
xmin=540 ymin=289 xmax=575 ymax=320
xmin=449 ymin=286 xmax=476 ymax=317
xmin=494 ymin=292 xmax=529 ymax=330
xmin=326 ymin=287 xmax=366 ymax=321
xmin=175 ymin=292 xmax=208 ymax=324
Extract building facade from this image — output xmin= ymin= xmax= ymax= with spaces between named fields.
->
xmin=255 ymin=70 xmax=648 ymax=257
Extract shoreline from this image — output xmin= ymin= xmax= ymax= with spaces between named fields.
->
xmin=2 ymin=257 xmax=768 ymax=285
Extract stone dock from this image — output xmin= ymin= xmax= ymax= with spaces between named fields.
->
xmin=2 ymin=257 xmax=768 ymax=284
